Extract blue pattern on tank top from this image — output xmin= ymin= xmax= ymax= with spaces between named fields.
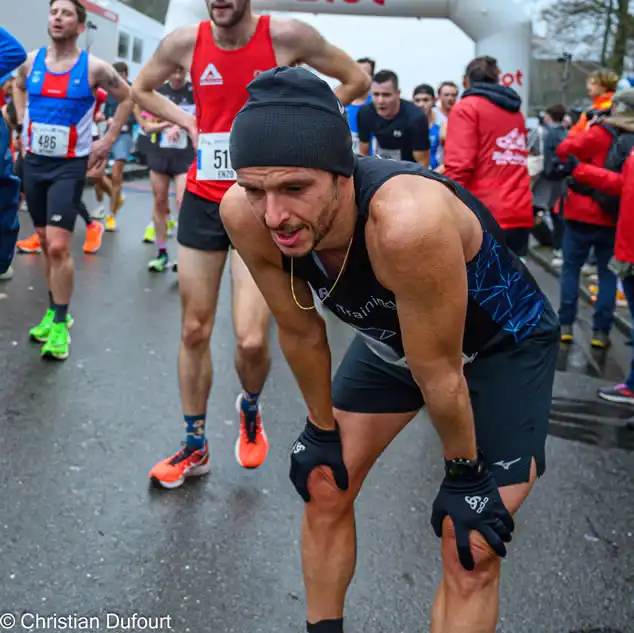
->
xmin=466 ymin=229 xmax=543 ymax=341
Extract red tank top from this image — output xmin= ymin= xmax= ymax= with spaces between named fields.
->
xmin=188 ymin=16 xmax=277 ymax=202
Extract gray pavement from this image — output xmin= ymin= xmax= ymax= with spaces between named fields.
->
xmin=0 ymin=180 xmax=632 ymax=633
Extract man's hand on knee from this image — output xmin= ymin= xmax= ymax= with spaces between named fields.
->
xmin=290 ymin=418 xmax=349 ymax=503
xmin=431 ymin=456 xmax=514 ymax=571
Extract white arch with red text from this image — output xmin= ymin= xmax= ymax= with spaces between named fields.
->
xmin=163 ymin=0 xmax=532 ymax=111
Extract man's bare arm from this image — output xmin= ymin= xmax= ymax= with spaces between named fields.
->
xmin=91 ymin=58 xmax=133 ymax=145
xmin=133 ymin=105 xmax=170 ymax=134
xmin=357 ymin=142 xmax=370 ymax=156
xmin=413 ymin=150 xmax=430 ymax=168
xmin=131 ymin=26 xmax=197 ymax=131
xmin=274 ymin=19 xmax=370 ymax=106
xmin=368 ymin=177 xmax=477 ymax=460
xmin=12 ymin=55 xmax=33 ymax=127
xmin=220 ymin=186 xmax=336 ymax=430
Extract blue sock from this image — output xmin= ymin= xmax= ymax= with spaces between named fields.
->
xmin=241 ymin=390 xmax=260 ymax=419
xmin=184 ymin=414 xmax=206 ymax=450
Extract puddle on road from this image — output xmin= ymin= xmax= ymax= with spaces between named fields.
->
xmin=549 ymin=396 xmax=634 ymax=451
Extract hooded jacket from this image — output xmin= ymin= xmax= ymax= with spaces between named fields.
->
xmin=444 ymin=82 xmax=533 ymax=230
xmin=556 ymin=121 xmax=622 ymax=227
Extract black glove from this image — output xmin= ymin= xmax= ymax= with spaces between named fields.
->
xmin=431 ymin=461 xmax=515 ymax=571
xmin=289 ymin=418 xmax=349 ymax=503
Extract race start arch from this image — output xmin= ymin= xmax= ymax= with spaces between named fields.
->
xmin=164 ymin=0 xmax=532 ymax=111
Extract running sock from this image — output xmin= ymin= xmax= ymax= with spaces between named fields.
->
xmin=48 ymin=291 xmax=55 ymax=310
xmin=184 ymin=414 xmax=206 ymax=450
xmin=53 ymin=304 xmax=68 ymax=324
xmin=241 ymin=390 xmax=261 ymax=420
xmin=157 ymin=243 xmax=168 ymax=257
xmin=307 ymin=619 xmax=344 ymax=633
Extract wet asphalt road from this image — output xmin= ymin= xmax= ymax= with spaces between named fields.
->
xmin=0 ymin=180 xmax=633 ymax=633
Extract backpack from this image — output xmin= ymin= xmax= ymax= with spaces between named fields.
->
xmin=569 ymin=123 xmax=634 ymax=218
xmin=542 ymin=126 xmax=569 ymax=181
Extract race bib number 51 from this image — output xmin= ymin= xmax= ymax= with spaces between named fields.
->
xmin=31 ymin=123 xmax=70 ymax=157
xmin=197 ymin=132 xmax=234 ymax=181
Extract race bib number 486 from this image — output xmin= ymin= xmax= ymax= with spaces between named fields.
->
xmin=197 ymin=132 xmax=234 ymax=181
xmin=31 ymin=123 xmax=70 ymax=157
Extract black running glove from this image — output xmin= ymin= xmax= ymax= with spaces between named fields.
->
xmin=431 ymin=464 xmax=515 ymax=571
xmin=289 ymin=418 xmax=349 ymax=503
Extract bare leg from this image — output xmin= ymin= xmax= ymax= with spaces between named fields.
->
xmin=44 ymin=226 xmax=74 ymax=305
xmin=230 ymin=249 xmax=272 ymax=393
xmin=35 ymin=227 xmax=51 ymax=288
xmin=149 ymin=171 xmax=170 ymax=245
xmin=177 ymin=245 xmax=228 ymax=415
xmin=173 ymin=173 xmax=187 ymax=215
xmin=303 ymin=408 xmax=418 ymax=623
xmin=430 ymin=460 xmax=538 ymax=633
xmin=110 ymin=160 xmax=125 ymax=216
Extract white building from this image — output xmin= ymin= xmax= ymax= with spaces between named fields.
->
xmin=110 ymin=0 xmax=164 ymax=80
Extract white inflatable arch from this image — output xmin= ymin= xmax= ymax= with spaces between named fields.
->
xmin=164 ymin=0 xmax=532 ymax=111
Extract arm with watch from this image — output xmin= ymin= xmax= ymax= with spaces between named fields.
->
xmin=369 ymin=181 xmax=515 ymax=571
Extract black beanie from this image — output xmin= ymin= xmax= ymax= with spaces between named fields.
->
xmin=229 ymin=66 xmax=354 ymax=177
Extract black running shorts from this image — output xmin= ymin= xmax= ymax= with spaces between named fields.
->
xmin=177 ymin=189 xmax=231 ymax=252
xmin=22 ymin=154 xmax=88 ymax=232
xmin=503 ymin=227 xmax=530 ymax=258
xmin=332 ymin=308 xmax=560 ymax=487
xmin=147 ymin=146 xmax=194 ymax=177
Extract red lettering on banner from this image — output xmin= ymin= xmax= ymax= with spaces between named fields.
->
xmin=500 ymin=70 xmax=523 ymax=88
xmin=296 ymin=0 xmax=385 ymax=5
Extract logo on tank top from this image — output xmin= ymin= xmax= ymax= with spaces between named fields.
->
xmin=200 ymin=63 xmax=223 ymax=86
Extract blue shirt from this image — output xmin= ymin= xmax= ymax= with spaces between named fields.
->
xmin=346 ymin=95 xmax=372 ymax=155
xmin=0 ymin=26 xmax=26 ymax=79
xmin=429 ymin=122 xmax=441 ymax=169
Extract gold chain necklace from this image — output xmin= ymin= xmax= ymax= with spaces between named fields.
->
xmin=290 ymin=234 xmax=354 ymax=311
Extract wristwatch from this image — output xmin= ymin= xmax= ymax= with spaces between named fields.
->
xmin=16 ymin=123 xmax=23 ymax=135
xmin=444 ymin=454 xmax=485 ymax=481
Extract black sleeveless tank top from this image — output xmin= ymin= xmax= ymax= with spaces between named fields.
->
xmin=282 ymin=157 xmax=548 ymax=366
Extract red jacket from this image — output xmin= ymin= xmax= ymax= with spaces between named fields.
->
xmin=556 ymin=124 xmax=616 ymax=227
xmin=571 ymin=152 xmax=634 ymax=263
xmin=444 ymin=83 xmax=533 ymax=229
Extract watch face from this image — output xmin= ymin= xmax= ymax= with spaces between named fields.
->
xmin=446 ymin=458 xmax=481 ymax=480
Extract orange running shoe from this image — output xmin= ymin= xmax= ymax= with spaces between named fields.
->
xmin=17 ymin=233 xmax=41 ymax=253
xmin=83 ymin=222 xmax=104 ymax=254
xmin=234 ymin=393 xmax=269 ymax=469
xmin=149 ymin=442 xmax=210 ymax=489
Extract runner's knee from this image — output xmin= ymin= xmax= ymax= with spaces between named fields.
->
xmin=235 ymin=332 xmax=268 ymax=364
xmin=441 ymin=517 xmax=501 ymax=596
xmin=46 ymin=235 xmax=71 ymax=262
xmin=181 ymin=307 xmax=214 ymax=349
xmin=305 ymin=469 xmax=356 ymax=521
xmin=153 ymin=193 xmax=170 ymax=211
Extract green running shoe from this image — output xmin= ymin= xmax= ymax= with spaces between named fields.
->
xmin=148 ymin=251 xmax=169 ymax=273
xmin=41 ymin=321 xmax=70 ymax=360
xmin=29 ymin=309 xmax=74 ymax=343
